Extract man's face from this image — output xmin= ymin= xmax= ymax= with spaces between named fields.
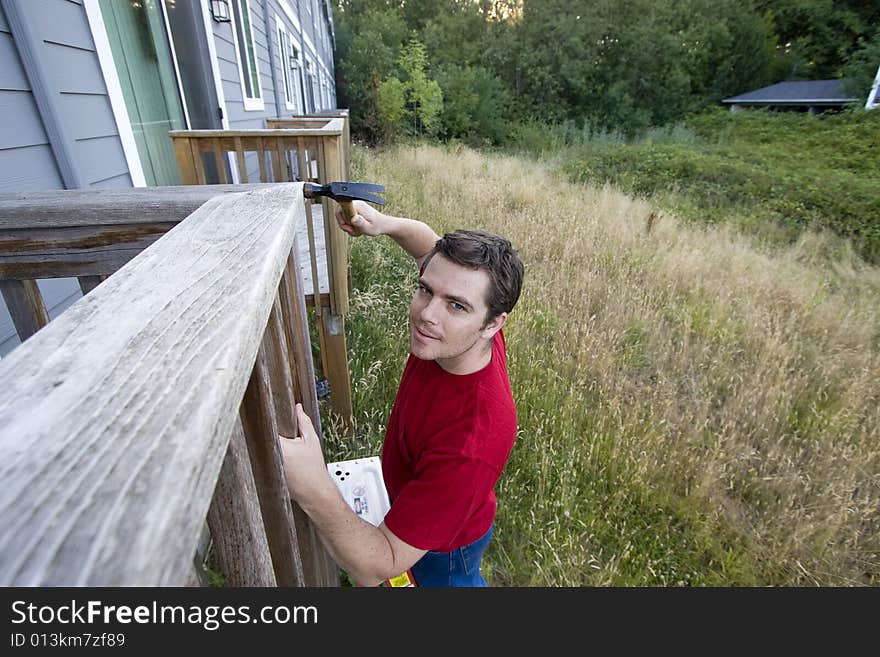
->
xmin=409 ymin=254 xmax=504 ymax=374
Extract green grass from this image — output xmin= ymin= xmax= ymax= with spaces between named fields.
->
xmin=513 ymin=108 xmax=880 ymax=263
xmin=318 ymin=141 xmax=880 ymax=587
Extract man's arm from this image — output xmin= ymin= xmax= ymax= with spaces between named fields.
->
xmin=279 ymin=405 xmax=427 ymax=586
xmin=336 ymin=200 xmax=440 ymax=267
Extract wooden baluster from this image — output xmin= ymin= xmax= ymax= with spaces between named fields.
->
xmin=190 ymin=139 xmax=207 ymax=185
xmin=212 ymin=138 xmax=228 ymax=184
xmin=271 ymin=137 xmax=284 ymax=183
xmin=77 ymin=275 xmax=106 ymax=296
xmin=234 ymin=136 xmax=248 ymax=184
xmin=257 ymin=137 xmax=268 ymax=183
xmin=0 ymin=279 xmax=48 ymax=342
xmin=207 ymin=420 xmax=277 ymax=586
xmin=265 ymin=294 xmax=336 ymax=586
xmin=296 ymin=138 xmax=323 ymax=310
xmin=239 ymin=341 xmax=306 ymax=587
xmin=172 ymin=137 xmax=199 ymax=185
xmin=281 ymin=251 xmax=339 ymax=586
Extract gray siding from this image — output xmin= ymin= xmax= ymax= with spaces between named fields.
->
xmin=0 ymin=0 xmax=138 ymax=356
xmin=1 ymin=0 xmax=338 ymax=356
xmin=31 ymin=0 xmax=131 ymax=187
xmin=213 ymin=0 xmax=337 ymax=182
xmin=214 ymin=0 xmax=335 ymax=130
xmin=0 ymin=6 xmax=64 ymax=191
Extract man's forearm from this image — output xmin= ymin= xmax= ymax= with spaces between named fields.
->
xmin=299 ymin=484 xmax=398 ymax=587
xmin=379 ymin=214 xmax=440 ymax=263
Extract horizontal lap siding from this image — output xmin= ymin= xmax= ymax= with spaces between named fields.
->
xmin=0 ymin=11 xmax=63 ymax=191
xmin=0 ymin=3 xmax=67 ymax=357
xmin=0 ymin=0 xmax=135 ymax=355
xmin=31 ymin=2 xmax=130 ymax=188
xmin=214 ymin=1 xmax=281 ymax=182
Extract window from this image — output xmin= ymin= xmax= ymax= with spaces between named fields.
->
xmin=305 ymin=59 xmax=316 ymax=113
xmin=276 ymin=20 xmax=296 ymax=112
xmin=231 ymin=0 xmax=263 ymax=110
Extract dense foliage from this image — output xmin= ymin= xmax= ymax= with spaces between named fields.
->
xmin=508 ymin=108 xmax=880 ymax=262
xmin=332 ymin=0 xmax=880 ymax=143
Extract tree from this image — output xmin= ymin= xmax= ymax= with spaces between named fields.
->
xmin=376 ymin=39 xmax=444 ymax=137
xmin=842 ymin=29 xmax=880 ymax=104
xmin=756 ymin=0 xmax=878 ymax=80
xmin=334 ymin=6 xmax=408 ymax=141
xmin=436 ymin=65 xmax=511 ymax=143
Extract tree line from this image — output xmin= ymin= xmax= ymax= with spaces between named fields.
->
xmin=331 ymin=0 xmax=880 ymax=143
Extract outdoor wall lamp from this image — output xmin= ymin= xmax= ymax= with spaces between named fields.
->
xmin=210 ymin=0 xmax=231 ymax=23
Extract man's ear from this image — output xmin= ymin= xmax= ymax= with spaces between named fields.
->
xmin=480 ymin=312 xmax=507 ymax=339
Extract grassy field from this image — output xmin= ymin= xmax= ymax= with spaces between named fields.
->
xmin=513 ymin=108 xmax=880 ymax=264
xmin=318 ymin=141 xmax=880 ymax=586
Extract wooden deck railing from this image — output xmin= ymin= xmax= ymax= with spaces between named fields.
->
xmin=169 ymin=117 xmax=353 ymax=427
xmin=0 ymin=185 xmax=337 ymax=586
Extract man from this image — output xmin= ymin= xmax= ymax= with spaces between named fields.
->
xmin=280 ymin=199 xmax=524 ymax=587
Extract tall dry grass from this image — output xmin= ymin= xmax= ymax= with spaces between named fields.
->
xmin=336 ymin=143 xmax=880 ymax=585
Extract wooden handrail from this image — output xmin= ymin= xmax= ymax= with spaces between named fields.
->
xmin=0 ymin=184 xmax=333 ymax=585
xmin=168 ymin=121 xmax=354 ymax=427
xmin=270 ymin=110 xmax=351 ymax=179
xmin=0 ymin=185 xmax=289 ymax=280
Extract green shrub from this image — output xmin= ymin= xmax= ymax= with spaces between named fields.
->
xmin=541 ymin=108 xmax=880 ymax=262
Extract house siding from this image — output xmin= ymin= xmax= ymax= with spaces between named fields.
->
xmin=0 ymin=7 xmax=64 ymax=192
xmin=0 ymin=0 xmax=134 ymax=356
xmin=211 ymin=0 xmax=336 ymax=181
xmin=1 ymin=0 xmax=338 ymax=356
xmin=27 ymin=0 xmax=131 ymax=187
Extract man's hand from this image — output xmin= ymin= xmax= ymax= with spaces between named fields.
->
xmin=279 ymin=405 xmax=429 ymax=586
xmin=279 ymin=404 xmax=335 ymax=509
xmin=335 ymin=200 xmax=385 ymax=237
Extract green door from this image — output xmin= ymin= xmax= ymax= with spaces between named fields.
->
xmin=100 ymin=0 xmax=186 ymax=186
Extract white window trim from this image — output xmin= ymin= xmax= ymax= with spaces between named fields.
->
xmin=305 ymin=56 xmax=317 ymax=113
xmin=158 ymin=1 xmax=191 ymax=129
xmin=275 ymin=15 xmax=297 ymax=113
xmin=278 ymin=0 xmax=301 ymax=32
xmin=230 ymin=0 xmax=264 ymax=111
xmin=302 ymin=30 xmax=317 ymax=59
xmin=82 ymin=0 xmax=146 ymax=187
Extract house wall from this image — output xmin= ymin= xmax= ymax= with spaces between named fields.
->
xmin=0 ymin=0 xmax=338 ymax=356
xmin=210 ymin=0 xmax=337 ymax=181
xmin=0 ymin=0 xmax=135 ymax=356
xmin=0 ymin=5 xmax=64 ymax=192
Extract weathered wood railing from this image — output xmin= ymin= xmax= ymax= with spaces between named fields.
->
xmin=267 ymin=108 xmax=351 ymax=179
xmin=169 ymin=117 xmax=353 ymax=427
xmin=0 ymin=184 xmax=337 ymax=586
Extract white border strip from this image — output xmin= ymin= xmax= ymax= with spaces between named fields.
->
xmin=83 ymin=0 xmax=146 ymax=187
xmin=199 ymin=0 xmax=230 ymax=128
xmin=278 ymin=0 xmax=301 ymax=32
xmin=199 ymin=0 xmax=238 ymax=182
xmin=275 ymin=15 xmax=297 ymax=112
xmin=159 ymin=0 xmax=191 ymax=129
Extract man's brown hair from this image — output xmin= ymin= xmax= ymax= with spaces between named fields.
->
xmin=424 ymin=229 xmax=524 ymax=324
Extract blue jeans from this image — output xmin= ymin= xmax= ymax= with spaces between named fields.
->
xmin=411 ymin=524 xmax=494 ymax=587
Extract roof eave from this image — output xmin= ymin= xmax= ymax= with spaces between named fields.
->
xmin=722 ymin=99 xmax=858 ymax=105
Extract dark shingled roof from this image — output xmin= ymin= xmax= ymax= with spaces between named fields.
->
xmin=723 ymin=80 xmax=858 ymax=105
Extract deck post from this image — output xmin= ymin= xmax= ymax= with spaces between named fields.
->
xmin=207 ymin=421 xmax=277 ymax=586
xmin=0 ymin=279 xmax=48 ymax=342
xmin=318 ymin=132 xmax=353 ymax=429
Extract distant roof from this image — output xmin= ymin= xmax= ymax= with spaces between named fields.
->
xmin=722 ymin=80 xmax=858 ymax=105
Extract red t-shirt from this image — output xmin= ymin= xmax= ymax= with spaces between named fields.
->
xmin=381 ymin=330 xmax=517 ymax=552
